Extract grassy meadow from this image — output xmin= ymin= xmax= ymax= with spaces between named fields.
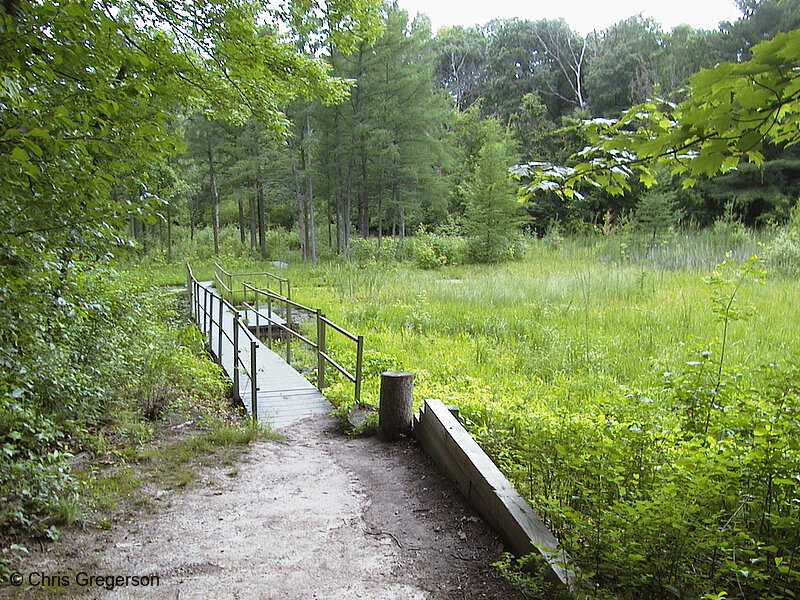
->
xmin=127 ymin=228 xmax=799 ymax=599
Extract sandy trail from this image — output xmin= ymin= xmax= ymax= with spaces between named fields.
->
xmin=5 ymin=417 xmax=521 ymax=600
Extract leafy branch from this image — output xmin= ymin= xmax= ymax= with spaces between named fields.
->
xmin=512 ymin=29 xmax=800 ymax=200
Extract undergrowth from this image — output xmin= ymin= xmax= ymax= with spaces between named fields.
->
xmin=0 ymin=265 xmax=277 ymax=578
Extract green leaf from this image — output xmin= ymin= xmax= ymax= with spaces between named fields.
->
xmin=11 ymin=147 xmax=29 ymax=163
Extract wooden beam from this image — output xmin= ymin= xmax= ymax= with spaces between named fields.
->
xmin=415 ymin=398 xmax=581 ymax=593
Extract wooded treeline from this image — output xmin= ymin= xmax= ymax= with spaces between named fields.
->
xmin=158 ymin=0 xmax=800 ymax=261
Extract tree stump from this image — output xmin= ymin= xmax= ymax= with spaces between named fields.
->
xmin=378 ymin=371 xmax=414 ymax=441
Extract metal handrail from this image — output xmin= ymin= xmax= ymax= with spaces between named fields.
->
xmin=188 ymin=265 xmax=259 ymax=418
xmin=241 ymin=301 xmax=316 ymax=348
xmin=242 ymin=282 xmax=313 ymax=313
xmin=241 ymin=282 xmax=363 ymax=402
xmin=190 ymin=264 xmax=364 ymax=405
xmin=214 ymin=262 xmax=291 ymax=300
xmin=320 ymin=315 xmax=360 ymax=342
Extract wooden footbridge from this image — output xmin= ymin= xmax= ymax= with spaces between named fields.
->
xmin=186 ymin=263 xmax=363 ymax=428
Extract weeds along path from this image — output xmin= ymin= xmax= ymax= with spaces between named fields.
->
xmin=12 ymin=417 xmax=521 ymax=600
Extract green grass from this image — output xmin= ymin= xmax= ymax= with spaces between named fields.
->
xmin=125 ymin=229 xmax=799 ymax=598
xmin=276 ymin=239 xmax=795 ymax=416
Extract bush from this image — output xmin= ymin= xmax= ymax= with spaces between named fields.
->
xmin=0 ymin=265 xmax=228 ymax=564
xmin=350 ymin=236 xmax=410 ymax=264
xmin=466 ymin=233 xmax=524 ymax=264
xmin=764 ymin=206 xmax=800 ymax=274
xmin=467 ymin=355 xmax=800 ymax=600
xmin=410 ymin=234 xmax=468 ymax=269
xmin=129 ymin=225 xmax=300 ymax=264
xmin=0 ymin=398 xmax=74 ymax=541
xmin=711 ymin=215 xmax=752 ymax=248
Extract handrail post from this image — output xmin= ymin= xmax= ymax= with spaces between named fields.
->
xmin=204 ymin=287 xmax=210 ymax=346
xmin=233 ymin=310 xmax=241 ymax=402
xmin=255 ymin=292 xmax=261 ymax=339
xmin=218 ymin=296 xmax=224 ymax=363
xmin=250 ymin=339 xmax=258 ymax=420
xmin=186 ymin=265 xmax=192 ymax=315
xmin=355 ymin=335 xmax=364 ymax=403
xmin=267 ymin=295 xmax=273 ymax=349
xmin=285 ymin=298 xmax=292 ymax=364
xmin=192 ymin=280 xmax=198 ymax=325
xmin=286 ymin=281 xmax=291 ymax=300
xmin=317 ymin=310 xmax=326 ymax=390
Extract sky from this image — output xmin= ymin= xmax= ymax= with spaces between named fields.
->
xmin=393 ymin=0 xmax=743 ymax=35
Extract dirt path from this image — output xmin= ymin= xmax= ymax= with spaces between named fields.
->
xmin=4 ymin=417 xmax=523 ymax=600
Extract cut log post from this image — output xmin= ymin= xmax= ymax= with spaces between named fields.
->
xmin=378 ymin=371 xmax=413 ymax=441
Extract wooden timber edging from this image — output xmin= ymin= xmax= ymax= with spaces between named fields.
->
xmin=413 ymin=398 xmax=581 ymax=593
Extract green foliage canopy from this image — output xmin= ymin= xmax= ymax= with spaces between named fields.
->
xmin=514 ymin=28 xmax=800 ymax=201
xmin=0 ymin=0 xmax=380 ymax=252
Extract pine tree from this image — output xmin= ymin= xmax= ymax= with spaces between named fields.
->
xmin=464 ymin=136 xmax=527 ymax=263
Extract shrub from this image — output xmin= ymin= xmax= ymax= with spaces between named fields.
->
xmin=466 ymin=233 xmax=524 ymax=264
xmin=412 ymin=239 xmax=445 ymax=269
xmin=410 ymin=234 xmax=468 ymax=269
xmin=764 ymin=205 xmax=800 ymax=274
xmin=0 ymin=265 xmax=228 ymax=566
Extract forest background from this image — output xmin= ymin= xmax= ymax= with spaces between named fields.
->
xmin=140 ymin=0 xmax=800 ymax=264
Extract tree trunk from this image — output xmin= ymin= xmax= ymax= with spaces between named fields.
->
xmin=207 ymin=143 xmax=220 ymax=256
xmin=257 ymin=180 xmax=267 ymax=260
xmin=378 ymin=371 xmax=414 ymax=441
xmin=190 ymin=206 xmax=195 ymax=241
xmin=358 ymin=147 xmax=369 ymax=237
xmin=305 ymin=113 xmax=317 ymax=263
xmin=289 ymin=138 xmax=308 ymax=261
xmin=377 ymin=169 xmax=384 ymax=251
xmin=157 ymin=213 xmax=163 ymax=253
xmin=249 ymin=192 xmax=257 ymax=249
xmin=344 ymin=160 xmax=353 ymax=258
xmin=166 ymin=199 xmax=172 ymax=263
xmin=237 ymin=197 xmax=246 ymax=245
xmin=327 ymin=196 xmax=333 ymax=249
xmin=336 ymin=194 xmax=343 ymax=254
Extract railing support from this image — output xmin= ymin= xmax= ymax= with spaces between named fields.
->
xmin=233 ymin=311 xmax=241 ymax=402
xmin=186 ymin=265 xmax=192 ymax=315
xmin=218 ymin=294 xmax=224 ymax=362
xmin=355 ymin=335 xmax=364 ymax=403
xmin=317 ymin=309 xmax=326 ymax=390
xmin=204 ymin=287 xmax=210 ymax=346
xmin=267 ymin=296 xmax=273 ymax=349
xmin=285 ymin=299 xmax=292 ymax=364
xmin=250 ymin=339 xmax=258 ymax=420
xmin=194 ymin=281 xmax=199 ymax=325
